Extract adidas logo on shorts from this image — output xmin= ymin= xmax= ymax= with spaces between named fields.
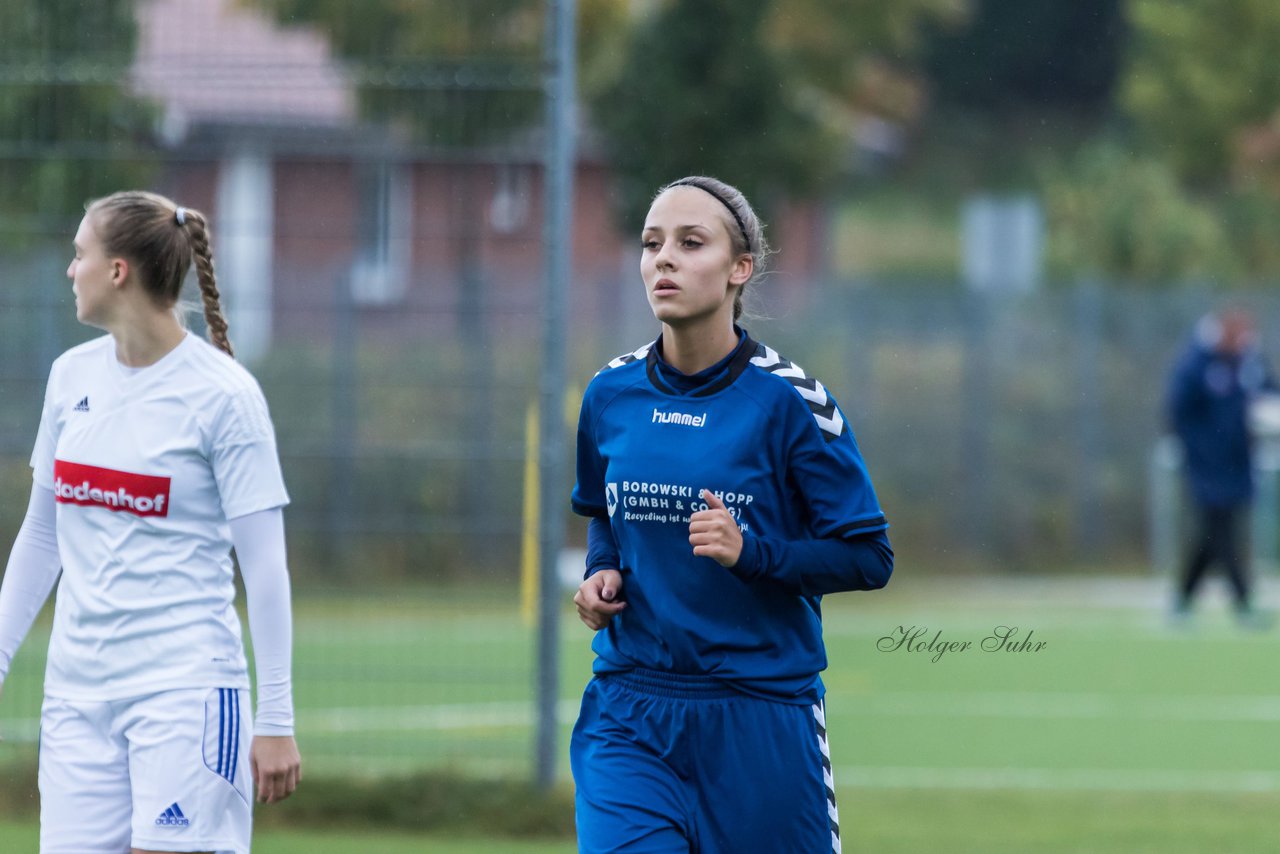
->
xmin=155 ymin=802 xmax=191 ymax=828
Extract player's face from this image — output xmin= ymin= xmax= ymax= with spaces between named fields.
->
xmin=67 ymin=215 xmax=117 ymax=327
xmin=641 ymin=187 xmax=752 ymax=330
xmin=1221 ymin=313 xmax=1256 ymax=355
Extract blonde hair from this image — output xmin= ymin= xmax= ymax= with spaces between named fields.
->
xmin=87 ymin=191 xmax=234 ymax=357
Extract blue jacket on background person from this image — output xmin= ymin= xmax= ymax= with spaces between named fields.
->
xmin=1166 ymin=313 xmax=1273 ymax=508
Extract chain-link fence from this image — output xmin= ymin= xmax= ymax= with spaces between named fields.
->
xmin=3 ymin=0 xmax=1276 ymax=785
xmin=3 ymin=260 xmax=1263 ymax=579
xmin=0 ymin=0 xmax=572 ymax=780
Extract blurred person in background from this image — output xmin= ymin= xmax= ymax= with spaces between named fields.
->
xmin=1167 ymin=309 xmax=1274 ymax=628
xmin=569 ymin=176 xmax=893 ymax=853
xmin=0 ymin=191 xmax=300 ymax=853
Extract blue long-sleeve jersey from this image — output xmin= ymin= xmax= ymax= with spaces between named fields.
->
xmin=571 ymin=331 xmax=891 ymax=705
xmin=1167 ymin=339 xmax=1272 ymax=507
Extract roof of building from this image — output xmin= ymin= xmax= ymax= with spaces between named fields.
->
xmin=130 ymin=0 xmax=356 ymax=139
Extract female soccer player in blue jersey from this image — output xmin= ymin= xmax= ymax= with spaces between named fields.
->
xmin=570 ymin=176 xmax=893 ymax=853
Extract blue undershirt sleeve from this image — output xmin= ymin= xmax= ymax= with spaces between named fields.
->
xmin=728 ymin=528 xmax=894 ymax=597
xmin=571 ymin=386 xmax=609 ymax=518
xmin=585 ymin=515 xmax=620 ymax=579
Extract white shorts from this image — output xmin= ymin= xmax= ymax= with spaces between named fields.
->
xmin=39 ymin=687 xmax=252 ymax=854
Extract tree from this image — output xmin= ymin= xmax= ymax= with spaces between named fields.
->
xmin=591 ymin=0 xmax=963 ymax=228
xmin=924 ymin=0 xmax=1125 ymax=114
xmin=763 ymin=0 xmax=965 ymax=119
xmin=256 ymin=0 xmax=538 ymax=145
xmin=247 ymin=0 xmax=629 ymax=147
xmin=248 ymin=0 xmax=540 ymax=59
xmin=1042 ymin=140 xmax=1230 ymax=283
xmin=247 ymin=0 xmax=959 ymax=221
xmin=591 ymin=0 xmax=832 ymax=227
xmin=1123 ymin=0 xmax=1280 ymax=186
xmin=0 ymin=0 xmax=154 ymax=233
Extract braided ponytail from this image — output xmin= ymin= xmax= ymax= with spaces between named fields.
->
xmin=86 ymin=191 xmax=235 ymax=359
xmin=180 ymin=211 xmax=235 ymax=358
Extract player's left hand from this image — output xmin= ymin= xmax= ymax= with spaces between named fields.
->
xmin=689 ymin=489 xmax=742 ymax=567
xmin=251 ymin=734 xmax=302 ymax=804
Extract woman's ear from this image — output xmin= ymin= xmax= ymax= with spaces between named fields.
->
xmin=729 ymin=254 xmax=753 ymax=286
xmin=109 ymin=257 xmax=130 ymax=288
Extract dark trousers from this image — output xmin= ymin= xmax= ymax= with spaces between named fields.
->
xmin=1178 ymin=504 xmax=1251 ymax=610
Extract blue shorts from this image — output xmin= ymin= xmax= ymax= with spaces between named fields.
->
xmin=571 ymin=669 xmax=840 ymax=853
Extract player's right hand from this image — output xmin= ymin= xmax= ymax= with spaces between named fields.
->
xmin=251 ymin=735 xmax=301 ymax=804
xmin=574 ymin=569 xmax=625 ymax=631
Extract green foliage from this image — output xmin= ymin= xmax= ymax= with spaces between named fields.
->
xmin=590 ymin=0 xmax=964 ymax=228
xmin=0 ymin=760 xmax=573 ymax=843
xmin=0 ymin=820 xmax=570 ymax=854
xmin=1041 ymin=139 xmax=1280 ymax=283
xmin=245 ymin=0 xmax=547 ymax=147
xmin=248 ymin=0 xmax=961 ymax=219
xmin=247 ymin=0 xmax=540 ymax=60
xmin=924 ymin=0 xmax=1124 ymax=113
xmin=1218 ymin=183 xmax=1280 ymax=281
xmin=1123 ymin=0 xmax=1280 ymax=185
xmin=1042 ymin=141 xmax=1229 ymax=283
xmin=576 ymin=0 xmax=634 ymax=96
xmin=257 ymin=771 xmax=574 ymax=837
xmin=831 ymin=192 xmax=958 ymax=277
xmin=590 ymin=0 xmax=841 ymax=229
xmin=762 ymin=0 xmax=965 ymax=106
xmin=0 ymin=0 xmax=155 ymax=231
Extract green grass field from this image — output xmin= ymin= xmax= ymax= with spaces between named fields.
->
xmin=2 ymin=573 xmax=1277 ymax=852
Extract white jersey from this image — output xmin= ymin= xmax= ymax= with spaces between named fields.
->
xmin=30 ymin=333 xmax=289 ymax=701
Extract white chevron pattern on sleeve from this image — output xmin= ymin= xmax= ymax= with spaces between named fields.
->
xmin=750 ymin=345 xmax=846 ymax=442
xmin=599 ymin=343 xmax=653 ymax=374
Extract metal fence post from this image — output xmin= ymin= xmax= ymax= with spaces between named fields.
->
xmin=534 ymin=0 xmax=577 ymax=791
xmin=330 ymin=268 xmax=357 ymax=571
xmin=1251 ymin=441 xmax=1280 ymax=575
xmin=1149 ymin=436 xmax=1182 ymax=575
xmin=1073 ymin=282 xmax=1105 ymax=555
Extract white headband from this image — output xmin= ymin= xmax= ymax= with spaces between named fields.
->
xmin=175 ymin=207 xmax=187 ymax=226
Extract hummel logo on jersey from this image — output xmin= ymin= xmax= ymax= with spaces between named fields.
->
xmin=651 ymin=408 xmax=708 ymax=427
xmin=155 ymin=802 xmax=190 ymax=827
xmin=72 ymin=396 xmax=89 ymax=412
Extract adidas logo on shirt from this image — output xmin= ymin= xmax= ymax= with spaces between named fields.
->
xmin=155 ymin=802 xmax=190 ymax=827
xmin=72 ymin=396 xmax=89 ymax=412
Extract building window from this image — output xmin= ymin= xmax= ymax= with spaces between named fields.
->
xmin=352 ymin=160 xmax=411 ymax=305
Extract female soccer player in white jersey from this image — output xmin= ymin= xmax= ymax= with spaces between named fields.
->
xmin=0 ymin=190 xmax=300 ymax=854
xmin=570 ymin=176 xmax=893 ymax=853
